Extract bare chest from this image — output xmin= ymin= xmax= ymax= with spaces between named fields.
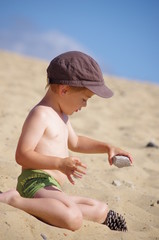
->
xmin=36 ymin=112 xmax=69 ymax=157
xmin=46 ymin=117 xmax=68 ymax=144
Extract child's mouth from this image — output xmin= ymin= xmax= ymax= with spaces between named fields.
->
xmin=75 ymin=108 xmax=81 ymax=112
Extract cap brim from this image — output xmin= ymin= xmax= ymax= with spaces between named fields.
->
xmin=87 ymin=85 xmax=113 ymax=98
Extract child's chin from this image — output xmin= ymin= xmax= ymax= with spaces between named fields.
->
xmin=68 ymin=109 xmax=78 ymax=115
xmin=67 ymin=111 xmax=74 ymax=115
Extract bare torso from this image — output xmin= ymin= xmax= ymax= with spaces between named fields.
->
xmin=23 ymin=105 xmax=70 ymax=186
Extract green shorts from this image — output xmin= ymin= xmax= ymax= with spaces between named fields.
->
xmin=16 ymin=169 xmax=62 ymax=198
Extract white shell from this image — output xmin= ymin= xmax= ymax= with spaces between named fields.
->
xmin=113 ymin=156 xmax=131 ymax=168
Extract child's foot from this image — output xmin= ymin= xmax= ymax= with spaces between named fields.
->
xmin=103 ymin=210 xmax=128 ymax=231
xmin=0 ymin=189 xmax=20 ymax=205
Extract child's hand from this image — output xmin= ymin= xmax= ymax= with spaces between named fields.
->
xmin=60 ymin=157 xmax=87 ymax=184
xmin=107 ymin=146 xmax=133 ymax=166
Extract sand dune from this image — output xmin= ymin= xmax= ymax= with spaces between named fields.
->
xmin=0 ymin=50 xmax=159 ymax=240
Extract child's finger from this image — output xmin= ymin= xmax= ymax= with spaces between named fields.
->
xmin=74 ymin=160 xmax=87 ymax=169
xmin=127 ymin=153 xmax=133 ymax=163
xmin=67 ymin=175 xmax=75 ymax=185
xmin=74 ymin=165 xmax=87 ymax=175
xmin=108 ymin=156 xmax=113 ymax=165
xmin=72 ymin=171 xmax=83 ymax=179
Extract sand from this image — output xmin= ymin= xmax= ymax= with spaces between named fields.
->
xmin=0 ymin=50 xmax=159 ymax=240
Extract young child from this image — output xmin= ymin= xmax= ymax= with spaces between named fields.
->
xmin=0 ymin=51 xmax=133 ymax=231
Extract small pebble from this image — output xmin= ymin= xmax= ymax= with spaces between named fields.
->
xmin=145 ymin=141 xmax=159 ymax=148
xmin=150 ymin=203 xmax=155 ymax=207
xmin=40 ymin=233 xmax=47 ymax=240
xmin=112 ymin=180 xmax=122 ymax=187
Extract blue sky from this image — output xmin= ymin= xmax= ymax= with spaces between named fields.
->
xmin=0 ymin=0 xmax=159 ymax=84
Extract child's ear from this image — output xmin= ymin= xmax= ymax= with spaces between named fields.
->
xmin=59 ymin=85 xmax=70 ymax=96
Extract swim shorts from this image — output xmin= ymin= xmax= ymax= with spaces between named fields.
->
xmin=16 ymin=169 xmax=62 ymax=198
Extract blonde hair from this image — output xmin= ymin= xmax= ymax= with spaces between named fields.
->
xmin=45 ymin=77 xmax=50 ymax=89
xmin=46 ymin=77 xmax=86 ymax=92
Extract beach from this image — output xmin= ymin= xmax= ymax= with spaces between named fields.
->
xmin=0 ymin=50 xmax=159 ymax=240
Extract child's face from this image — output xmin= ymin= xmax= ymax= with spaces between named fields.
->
xmin=60 ymin=87 xmax=94 ymax=115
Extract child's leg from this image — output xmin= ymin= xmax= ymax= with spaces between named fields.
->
xmin=70 ymin=196 xmax=108 ymax=223
xmin=71 ymin=197 xmax=127 ymax=231
xmin=0 ymin=189 xmax=83 ymax=231
xmin=34 ymin=186 xmax=108 ymax=224
xmin=0 ymin=188 xmax=127 ymax=231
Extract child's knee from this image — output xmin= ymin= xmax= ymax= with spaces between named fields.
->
xmin=66 ymin=208 xmax=83 ymax=231
xmin=94 ymin=202 xmax=109 ymax=223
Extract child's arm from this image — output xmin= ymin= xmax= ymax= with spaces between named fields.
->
xmin=67 ymin=120 xmax=133 ymax=165
xmin=16 ymin=107 xmax=61 ymax=170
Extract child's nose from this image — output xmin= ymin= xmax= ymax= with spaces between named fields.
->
xmin=82 ymin=102 xmax=87 ymax=107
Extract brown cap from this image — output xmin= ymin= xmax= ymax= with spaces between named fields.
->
xmin=47 ymin=51 xmax=113 ymax=98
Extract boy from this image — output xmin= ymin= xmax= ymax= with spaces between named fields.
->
xmin=0 ymin=51 xmax=133 ymax=231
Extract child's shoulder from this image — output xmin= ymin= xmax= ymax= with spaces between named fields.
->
xmin=30 ymin=105 xmax=66 ymax=121
xmin=28 ymin=105 xmax=69 ymax=125
xmin=27 ymin=105 xmax=53 ymax=122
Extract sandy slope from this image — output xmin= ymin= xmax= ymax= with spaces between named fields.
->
xmin=0 ymin=51 xmax=159 ymax=240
